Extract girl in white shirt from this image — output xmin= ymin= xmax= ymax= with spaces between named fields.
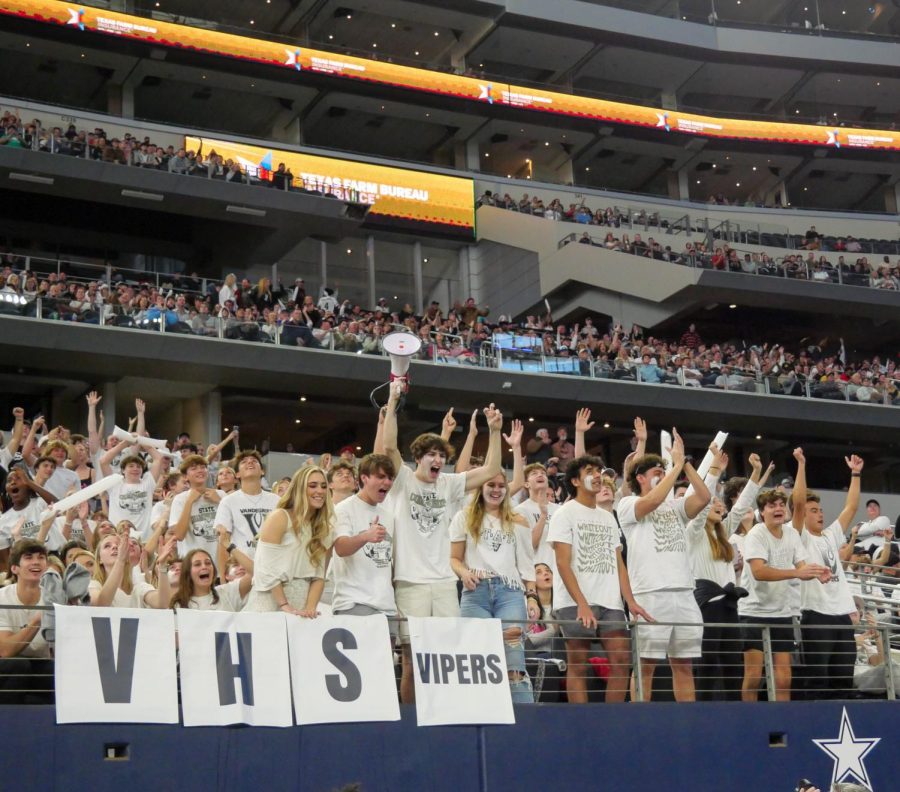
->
xmin=244 ymin=466 xmax=334 ymax=616
xmin=170 ymin=548 xmax=253 ymax=611
xmin=450 ymin=472 xmax=536 ymax=704
xmin=89 ymin=532 xmax=175 ymax=608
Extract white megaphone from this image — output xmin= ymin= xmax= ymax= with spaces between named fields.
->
xmin=382 ymin=331 xmax=422 ymax=389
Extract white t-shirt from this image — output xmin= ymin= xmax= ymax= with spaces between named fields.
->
xmin=332 ymin=495 xmax=396 ymax=614
xmin=547 ymin=499 xmax=622 ymax=611
xmin=738 ymin=523 xmax=808 ymax=618
xmin=390 ymin=465 xmax=466 ymax=584
xmin=617 ymin=496 xmax=693 ymax=594
xmin=88 ymin=578 xmax=156 ymax=608
xmin=214 ymin=489 xmax=280 ymax=558
xmin=0 ymin=585 xmax=48 ymax=657
xmin=800 ymin=519 xmax=856 ymax=616
xmin=108 ymin=472 xmax=156 ymax=540
xmin=0 ymin=498 xmax=64 ymax=551
xmin=169 ymin=489 xmax=226 ymax=565
xmin=449 ymin=511 xmax=534 ymax=591
xmin=855 ymin=515 xmax=890 ymax=549
xmin=514 ymin=498 xmax=560 ymax=568
xmin=43 ymin=466 xmax=81 ymax=500
xmin=177 ymin=579 xmax=245 ymax=611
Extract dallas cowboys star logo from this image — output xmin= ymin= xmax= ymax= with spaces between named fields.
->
xmin=478 ymin=84 xmax=493 ymax=104
xmin=285 ymin=49 xmax=302 ymax=70
xmin=813 ymin=707 xmax=880 ymax=790
xmin=656 ymin=112 xmax=670 ymax=132
xmin=66 ymin=7 xmax=85 ymax=30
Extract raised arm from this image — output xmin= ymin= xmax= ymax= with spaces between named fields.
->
xmin=206 ymin=430 xmax=237 ymax=464
xmin=573 ymin=408 xmax=595 ymax=459
xmin=836 ymin=455 xmax=863 ymax=532
xmin=454 ymin=410 xmax=478 ymax=474
xmin=504 ymin=419 xmax=525 ymax=497
xmin=86 ymin=391 xmax=102 ymax=456
xmin=21 ymin=415 xmax=45 ymax=466
xmin=170 ymin=490 xmax=200 ymax=541
xmin=622 ymin=417 xmax=647 ymax=489
xmin=91 ymin=533 xmax=129 ymax=606
xmin=681 ymin=448 xmax=713 ymax=520
xmin=99 ymin=438 xmax=131 ymax=477
xmin=373 ymin=406 xmax=387 ymax=455
xmin=464 ymin=404 xmax=503 ymax=491
xmin=790 ymin=447 xmax=807 ymax=533
xmin=143 ymin=538 xmax=175 ymax=608
xmin=381 ymin=380 xmax=404 ymax=474
xmin=134 ymin=398 xmax=147 ymax=439
xmin=5 ymin=407 xmax=25 ymax=457
xmin=440 ymin=408 xmax=456 ymax=443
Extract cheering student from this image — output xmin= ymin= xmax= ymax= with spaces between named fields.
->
xmin=550 ymin=456 xmax=651 ymax=703
xmin=738 ymin=448 xmax=830 ymax=701
xmin=689 ymin=452 xmax=774 ymax=701
xmin=616 ymin=429 xmax=712 ymax=702
xmin=169 ymin=454 xmax=224 ymax=568
xmin=332 ymin=454 xmax=398 ymax=636
xmin=382 ymin=379 xmax=504 ymax=704
xmin=89 ymin=531 xmax=176 ymax=608
xmin=514 ymin=463 xmax=559 ymax=568
xmin=450 ymin=443 xmax=536 ymax=704
xmin=0 ymin=540 xmax=53 ymax=704
xmin=100 ymin=439 xmax=166 ymax=542
xmin=244 ymin=465 xmax=334 ymax=617
xmin=795 ymin=454 xmax=864 ymax=699
xmin=0 ymin=466 xmax=61 ymax=572
xmin=214 ymin=450 xmax=280 ymax=571
xmin=170 ymin=547 xmax=253 ymax=611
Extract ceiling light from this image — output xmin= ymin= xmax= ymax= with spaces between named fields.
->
xmin=729 ymin=304 xmax=737 ymax=309
xmin=696 ymin=179 xmax=701 ymax=184
xmin=544 ymin=141 xmax=549 ymax=146
xmin=346 ymin=248 xmax=352 ymax=254
xmin=585 ymin=167 xmax=590 ymax=171
xmin=300 ymin=396 xmax=307 ymax=402
xmin=423 ymin=258 xmax=429 ymax=263
xmin=528 ymin=417 xmax=534 ymax=422
xmin=736 ymin=182 xmax=741 ymax=187
xmin=329 ymin=34 xmax=334 ymax=39
xmin=484 ymin=152 xmax=490 ymax=157
xmin=603 ymin=422 xmax=610 ymax=428
xmin=712 ymin=164 xmax=716 ymax=168
xmin=391 ymin=22 xmax=396 ymax=28
xmin=250 ymin=20 xmax=254 ymax=25
xmin=752 ymin=166 xmax=757 ymax=171
xmin=434 ymin=31 xmax=439 ymax=36
xmin=414 ymin=50 xmax=419 ymax=56
xmin=795 ymin=109 xmax=800 ymax=114
xmin=346 ymin=13 xmax=352 ymax=19
xmin=355 ymin=446 xmax=362 ymax=451
xmin=295 ymin=419 xmax=301 ymax=424
xmin=755 ymin=434 xmax=762 ymax=440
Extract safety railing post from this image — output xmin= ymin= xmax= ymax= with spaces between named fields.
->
xmin=762 ymin=625 xmax=777 ymax=701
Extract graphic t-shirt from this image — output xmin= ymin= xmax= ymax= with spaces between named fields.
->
xmin=214 ymin=489 xmax=280 ymax=558
xmin=514 ymin=498 xmax=560 ymax=568
xmin=449 ymin=512 xmax=534 ymax=591
xmin=108 ymin=472 xmax=156 ymax=539
xmin=547 ymin=500 xmax=622 ymax=611
xmin=170 ymin=489 xmax=226 ymax=567
xmin=332 ymin=495 xmax=397 ymax=614
xmin=800 ymin=519 xmax=855 ymax=616
xmin=617 ymin=495 xmax=693 ymax=594
xmin=390 ymin=464 xmax=466 ymax=584
xmin=0 ymin=498 xmax=64 ymax=551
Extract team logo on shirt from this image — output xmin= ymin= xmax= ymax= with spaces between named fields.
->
xmin=577 ymin=522 xmax=617 ymax=575
xmin=240 ymin=509 xmax=267 ymax=537
xmin=652 ymin=510 xmax=686 ymax=554
xmin=409 ymin=492 xmax=446 ymax=536
xmin=191 ymin=505 xmax=218 ymax=540
xmin=118 ymin=489 xmax=148 ymax=515
xmin=482 ymin=525 xmax=515 ymax=552
xmin=363 ymin=534 xmax=393 ymax=568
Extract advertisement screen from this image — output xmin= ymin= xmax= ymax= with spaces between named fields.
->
xmin=185 ymin=137 xmax=475 ymax=236
xmin=3 ymin=0 xmax=899 ymax=152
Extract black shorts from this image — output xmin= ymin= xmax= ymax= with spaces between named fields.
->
xmin=740 ymin=616 xmax=795 ymax=655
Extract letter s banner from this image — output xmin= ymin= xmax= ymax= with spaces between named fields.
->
xmin=408 ymin=617 xmax=514 ymax=726
xmin=287 ymin=614 xmax=399 ymax=725
xmin=54 ymin=604 xmax=178 ymax=724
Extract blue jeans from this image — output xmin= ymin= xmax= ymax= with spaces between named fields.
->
xmin=460 ymin=577 xmax=533 ymax=704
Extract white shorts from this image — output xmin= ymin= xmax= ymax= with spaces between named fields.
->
xmin=394 ymin=580 xmax=460 ymax=644
xmin=633 ymin=589 xmax=703 ymax=660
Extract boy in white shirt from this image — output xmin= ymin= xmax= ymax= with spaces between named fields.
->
xmin=738 ymin=448 xmax=830 ymax=701
xmin=550 ymin=455 xmax=650 ymax=703
xmin=332 ymin=454 xmax=397 ymax=636
xmin=616 ymin=429 xmax=712 ymax=702
xmin=795 ymin=454 xmax=864 ymax=699
xmin=169 ymin=454 xmax=223 ymax=569
xmin=101 ymin=439 xmax=165 ymax=541
xmin=382 ymin=379 xmax=504 ymax=704
xmin=514 ymin=463 xmax=559 ymax=567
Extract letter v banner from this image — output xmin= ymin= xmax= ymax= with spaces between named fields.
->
xmin=408 ymin=617 xmax=514 ymax=726
xmin=176 ymin=610 xmax=293 ymax=727
xmin=287 ymin=615 xmax=400 ymax=725
xmin=54 ymin=605 xmax=178 ymax=724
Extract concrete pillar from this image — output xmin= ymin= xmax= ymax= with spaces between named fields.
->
xmin=555 ymin=158 xmax=575 ymax=186
xmin=102 ymin=381 xmax=117 ymax=436
xmin=204 ymin=390 xmax=222 ymax=447
xmin=319 ymin=241 xmax=328 ymax=293
xmin=883 ymin=183 xmax=900 ymax=214
xmin=413 ymin=241 xmax=424 ymax=315
xmin=667 ymin=169 xmax=690 ymax=201
xmin=107 ymin=82 xmax=135 ymax=119
xmin=465 ymin=138 xmax=481 ymax=171
xmin=366 ymin=236 xmax=376 ymax=310
xmin=660 ymin=90 xmax=678 ymax=111
xmin=457 ymin=247 xmax=471 ymax=303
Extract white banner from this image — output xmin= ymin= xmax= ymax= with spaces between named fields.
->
xmin=408 ymin=617 xmax=514 ymax=726
xmin=176 ymin=609 xmax=293 ymax=727
xmin=287 ymin=615 xmax=400 ymax=725
xmin=54 ymin=604 xmax=178 ymax=724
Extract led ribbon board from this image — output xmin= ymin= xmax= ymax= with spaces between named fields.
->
xmin=4 ymin=0 xmax=899 ymax=151
xmin=186 ymin=136 xmax=475 ymax=235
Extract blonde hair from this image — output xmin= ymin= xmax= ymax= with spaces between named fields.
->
xmin=464 ymin=475 xmax=526 ymax=544
xmin=93 ymin=534 xmax=134 ymax=595
xmin=277 ymin=465 xmax=333 ymax=568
